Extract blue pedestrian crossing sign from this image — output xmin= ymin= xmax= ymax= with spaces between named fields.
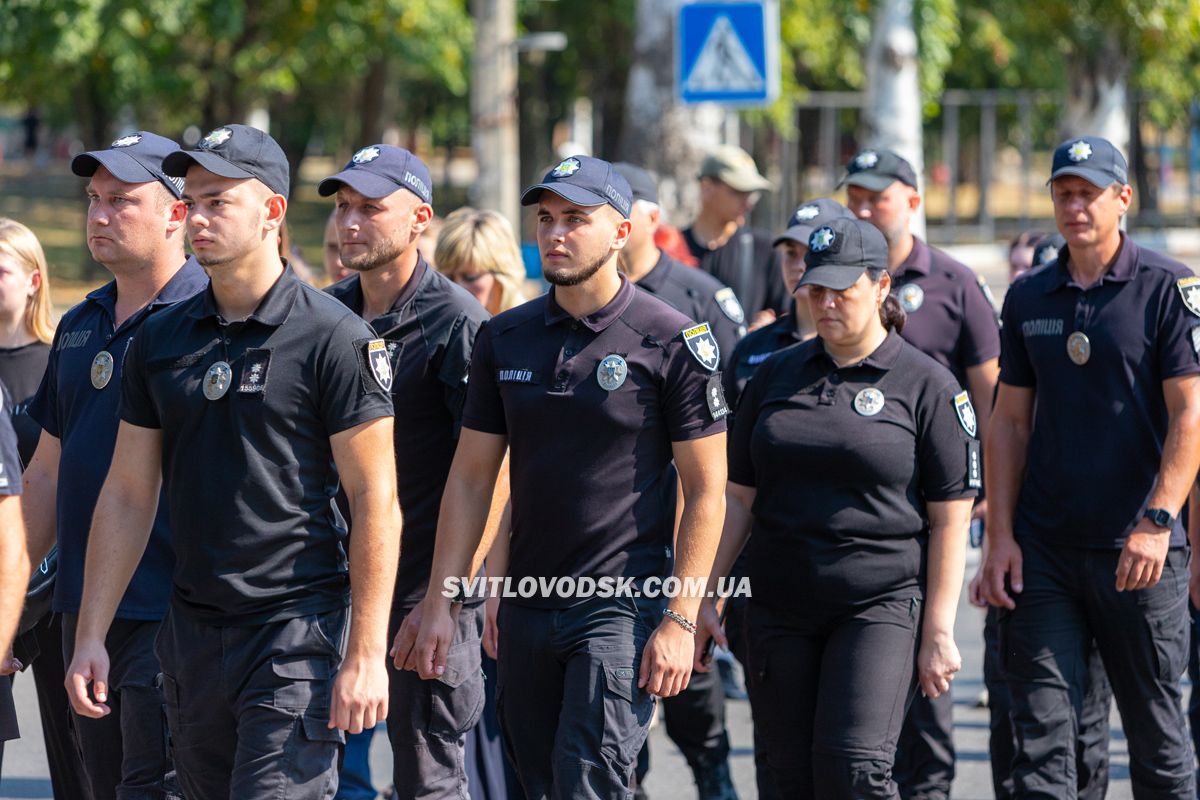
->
xmin=678 ymin=1 xmax=779 ymax=106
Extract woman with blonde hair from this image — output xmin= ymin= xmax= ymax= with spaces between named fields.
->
xmin=434 ymin=207 xmax=528 ymax=314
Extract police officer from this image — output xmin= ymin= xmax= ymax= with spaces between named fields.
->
xmin=1030 ymin=232 xmax=1066 ymax=274
xmin=320 ymin=143 xmax=491 ymax=799
xmin=683 ymin=145 xmax=788 ymax=323
xmin=397 ymin=155 xmax=729 ymax=799
xmin=842 ymin=147 xmax=1000 ymax=798
xmin=17 ymin=132 xmax=204 ymax=800
xmin=981 ymin=136 xmax=1200 ymax=797
xmin=65 ymin=124 xmax=402 ymax=799
xmin=612 ymin=160 xmax=739 ymax=798
xmin=0 ymin=383 xmax=27 ymax=771
xmin=724 ymin=198 xmax=854 ymax=405
xmin=698 ymin=216 xmax=977 ymax=798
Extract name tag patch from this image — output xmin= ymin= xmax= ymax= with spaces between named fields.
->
xmin=497 ymin=368 xmax=538 ymax=384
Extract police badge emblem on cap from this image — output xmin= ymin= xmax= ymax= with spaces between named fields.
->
xmin=855 ymin=151 xmax=879 ymax=169
xmin=596 ymin=354 xmax=628 ymax=391
xmin=352 ymin=146 xmax=381 ymax=164
xmin=203 ymin=360 xmax=233 ymax=400
xmin=854 ymin=387 xmax=885 ymax=416
xmin=551 ymin=158 xmax=581 ymax=178
xmin=793 ymin=205 xmax=820 ymax=222
xmin=199 ymin=127 xmax=233 ymax=149
xmin=1067 ymin=140 xmax=1093 ymax=162
xmin=111 ymin=134 xmax=142 ymax=148
xmin=809 ymin=226 xmax=836 ymax=252
xmin=91 ymin=351 xmax=114 ymax=390
xmin=366 ymin=339 xmax=393 ymax=392
xmin=899 ymin=283 xmax=924 ymax=313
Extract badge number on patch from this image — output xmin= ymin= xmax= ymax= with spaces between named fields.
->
xmin=366 ymin=339 xmax=393 ymax=391
xmin=706 ymin=373 xmax=729 ymax=421
xmin=953 ymin=391 xmax=977 ymax=438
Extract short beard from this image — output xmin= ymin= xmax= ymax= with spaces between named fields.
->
xmin=342 ymin=237 xmax=407 ymax=273
xmin=543 ymin=253 xmax=607 ymax=287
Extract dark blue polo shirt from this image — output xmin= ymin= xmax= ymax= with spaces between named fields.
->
xmin=634 ymin=252 xmax=745 ymax=367
xmin=999 ymin=234 xmax=1199 ymax=548
xmin=27 ymin=258 xmax=207 ymax=620
xmin=723 ymin=310 xmax=803 ymax=408
xmin=728 ymin=331 xmax=978 ymax=611
xmin=893 ymin=237 xmax=1001 ymax=387
xmin=462 ymin=275 xmax=727 ymax=608
xmin=120 ymin=266 xmax=394 ymax=625
xmin=326 ymin=256 xmax=489 ymax=611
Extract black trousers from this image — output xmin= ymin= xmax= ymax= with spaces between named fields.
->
xmin=155 ymin=605 xmax=347 ymax=800
xmin=1001 ymin=537 xmax=1193 ymax=798
xmin=746 ymin=597 xmax=921 ymax=799
xmin=387 ymin=603 xmax=486 ymax=800
xmin=496 ymin=595 xmax=663 ymax=800
xmin=893 ymin=692 xmax=954 ymax=799
xmin=62 ymin=614 xmax=168 ymax=800
xmin=724 ymin=594 xmax=781 ymax=800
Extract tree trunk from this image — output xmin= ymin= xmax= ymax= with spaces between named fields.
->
xmin=861 ymin=0 xmax=926 ymax=236
xmin=359 ymin=57 xmax=389 ymax=146
xmin=618 ymin=0 xmax=724 ymax=225
xmin=1062 ymin=33 xmax=1130 ymax=159
xmin=471 ymin=0 xmax=520 ymax=233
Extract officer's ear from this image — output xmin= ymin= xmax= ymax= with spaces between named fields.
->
xmin=412 ymin=201 xmax=434 ymax=236
xmin=906 ymin=187 xmax=921 ymax=213
xmin=876 ymin=269 xmax=892 ymax=301
xmin=261 ymin=193 xmax=287 ymax=232
xmin=1114 ymin=183 xmax=1133 ymax=215
xmin=611 ymin=217 xmax=633 ymax=252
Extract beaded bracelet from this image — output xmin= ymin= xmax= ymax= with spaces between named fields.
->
xmin=662 ymin=608 xmax=697 ymax=635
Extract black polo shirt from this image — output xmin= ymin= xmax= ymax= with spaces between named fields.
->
xmin=634 ymin=252 xmax=745 ymax=367
xmin=120 ymin=266 xmax=394 ymax=625
xmin=0 ymin=384 xmax=21 ymax=498
xmin=723 ymin=310 xmax=803 ymax=408
xmin=462 ymin=274 xmax=727 ymax=608
xmin=28 ymin=258 xmax=207 ymax=620
xmin=326 ymin=257 xmax=488 ymax=610
xmin=892 ymin=237 xmax=1001 ymax=387
xmin=729 ymin=331 xmax=978 ymax=611
xmin=684 ymin=226 xmax=789 ymax=318
xmin=999 ymin=234 xmax=1199 ymax=548
xmin=0 ymin=341 xmax=50 ymax=465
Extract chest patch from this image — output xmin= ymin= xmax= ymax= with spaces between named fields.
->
xmin=238 ymin=349 xmax=271 ymax=394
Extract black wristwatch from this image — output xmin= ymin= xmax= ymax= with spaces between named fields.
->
xmin=1144 ymin=508 xmax=1177 ymax=530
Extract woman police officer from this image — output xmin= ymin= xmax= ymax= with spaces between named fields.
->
xmin=696 ymin=217 xmax=977 ymax=798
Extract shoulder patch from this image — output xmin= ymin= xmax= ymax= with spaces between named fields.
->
xmin=363 ymin=338 xmax=393 ymax=392
xmin=713 ymin=287 xmax=746 ymax=325
xmin=953 ymin=391 xmax=977 ymax=438
xmin=706 ymin=373 xmax=729 ymax=420
xmin=976 ymin=274 xmax=998 ymax=311
xmin=681 ymin=323 xmax=720 ymax=372
xmin=1177 ymin=276 xmax=1200 ymax=317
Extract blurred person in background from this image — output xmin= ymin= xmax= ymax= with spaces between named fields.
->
xmin=435 ymin=207 xmax=529 ymax=316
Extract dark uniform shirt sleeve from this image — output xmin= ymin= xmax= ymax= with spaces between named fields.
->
xmin=918 ymin=379 xmax=980 ymax=502
xmin=26 ymin=331 xmax=62 ymax=438
xmin=0 ymin=400 xmax=22 ymax=496
xmin=318 ymin=315 xmax=395 ymax=434
xmin=436 ymin=313 xmax=482 ymax=436
xmin=1159 ymin=277 xmax=1200 ymax=380
xmin=960 ymin=274 xmax=1002 ymax=367
xmin=461 ymin=322 xmax=507 ymax=435
xmin=119 ymin=330 xmax=161 ymax=429
xmin=661 ymin=334 xmax=728 ymax=441
xmin=727 ymin=367 xmax=769 ymax=486
xmin=998 ymin=289 xmax=1036 ymax=388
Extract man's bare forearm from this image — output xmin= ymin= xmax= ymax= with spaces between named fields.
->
xmin=427 ymin=472 xmax=500 ymax=601
xmin=984 ymin=416 xmax=1029 ymax=539
xmin=0 ymin=497 xmax=30 ymax=652
xmin=345 ymin=486 xmax=402 ymax=660
xmin=21 ymin=433 xmax=60 ymax=565
xmin=1147 ymin=400 xmax=1200 ymax=516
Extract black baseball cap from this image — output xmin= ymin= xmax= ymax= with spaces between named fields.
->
xmin=612 ymin=162 xmax=658 ymax=205
xmin=1032 ymin=233 xmax=1066 ymax=269
xmin=71 ymin=131 xmax=185 ymax=198
xmin=1047 ymin=136 xmax=1128 ymax=188
xmin=521 ymin=155 xmax=633 ymax=218
xmin=163 ymin=124 xmax=290 ymax=199
xmin=773 ymin=198 xmax=854 ymax=247
xmin=839 ymin=148 xmax=919 ymax=191
xmin=798 ymin=217 xmax=889 ymax=291
xmin=318 ymin=144 xmax=433 ymax=204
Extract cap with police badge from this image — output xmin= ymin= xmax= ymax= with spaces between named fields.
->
xmin=1047 ymin=136 xmax=1128 ymax=188
xmin=521 ymin=155 xmax=632 ymax=218
xmin=1032 ymin=233 xmax=1066 ymax=269
xmin=773 ymin=198 xmax=854 ymax=247
xmin=71 ymin=131 xmax=185 ymax=199
xmin=163 ymin=124 xmax=290 ymax=199
xmin=318 ymin=144 xmax=433 ymax=204
xmin=698 ymin=144 xmax=772 ymax=193
xmin=612 ymin=162 xmax=658 ymax=204
xmin=798 ymin=217 xmax=889 ymax=291
xmin=839 ymin=149 xmax=919 ymax=192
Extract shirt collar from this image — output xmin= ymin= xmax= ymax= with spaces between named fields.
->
xmin=635 ymin=251 xmax=675 ymax=293
xmin=894 ymin=235 xmax=932 ymax=278
xmin=328 ymin=254 xmax=430 ymax=323
xmin=802 ymin=328 xmax=905 ymax=371
xmin=86 ymin=256 xmax=208 ymax=320
xmin=1045 ymin=232 xmax=1137 ymax=292
xmin=188 ymin=262 xmax=300 ymax=327
xmin=544 ymin=273 xmax=636 ymax=332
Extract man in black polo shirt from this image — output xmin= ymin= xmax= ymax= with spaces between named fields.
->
xmin=684 ymin=145 xmax=788 ymax=324
xmin=320 ymin=143 xmax=490 ymax=799
xmin=65 ymin=124 xmax=401 ymax=799
xmin=397 ymin=155 xmax=729 ymax=800
xmin=982 ymin=136 xmax=1200 ymax=796
xmin=843 ymin=147 xmax=1001 ymax=798
xmin=22 ymin=131 xmax=206 ymax=800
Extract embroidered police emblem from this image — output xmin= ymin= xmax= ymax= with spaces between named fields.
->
xmin=596 ymin=354 xmax=628 ymax=391
xmin=682 ymin=323 xmax=720 ymax=372
xmin=1177 ymin=276 xmax=1200 ymax=317
xmin=854 ymin=387 xmax=885 ymax=416
xmin=352 ymin=146 xmax=381 ymax=164
xmin=854 ymin=151 xmax=879 ymax=170
xmin=1067 ymin=141 xmax=1092 ymax=162
xmin=792 ymin=204 xmax=820 ymax=223
xmin=551 ymin=158 xmax=581 ymax=178
xmin=200 ymin=127 xmax=233 ymax=149
xmin=90 ymin=351 xmax=114 ymax=390
xmin=953 ymin=391 xmax=977 ymax=437
xmin=899 ymin=283 xmax=924 ymax=313
xmin=111 ymin=134 xmax=142 ymax=148
xmin=1037 ymin=245 xmax=1060 ymax=267
xmin=809 ymin=226 xmax=835 ymax=252
xmin=714 ymin=288 xmax=746 ymax=325
xmin=366 ymin=339 xmax=393 ymax=391
xmin=203 ymin=360 xmax=233 ymax=400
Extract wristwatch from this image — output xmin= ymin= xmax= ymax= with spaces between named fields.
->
xmin=1144 ymin=508 xmax=1177 ymax=530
